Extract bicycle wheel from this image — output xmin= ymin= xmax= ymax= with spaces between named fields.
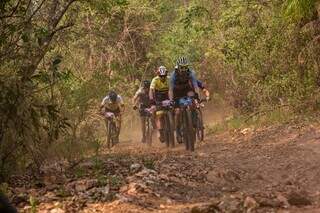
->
xmin=196 ymin=109 xmax=204 ymax=142
xmin=106 ymin=120 xmax=112 ymax=149
xmin=181 ymin=110 xmax=189 ymax=150
xmin=186 ymin=109 xmax=196 ymax=151
xmin=167 ymin=111 xmax=175 ymax=148
xmin=112 ymin=121 xmax=119 ymax=146
xmin=163 ymin=113 xmax=170 ymax=148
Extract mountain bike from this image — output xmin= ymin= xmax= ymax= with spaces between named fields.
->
xmin=104 ymin=112 xmax=119 ymax=149
xmin=178 ymin=96 xmax=196 ymax=151
xmin=142 ymin=107 xmax=154 ymax=145
xmin=156 ymin=100 xmax=175 ymax=148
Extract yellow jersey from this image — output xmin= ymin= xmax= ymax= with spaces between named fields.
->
xmin=150 ymin=76 xmax=170 ymax=92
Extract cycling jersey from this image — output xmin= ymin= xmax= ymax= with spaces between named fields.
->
xmin=150 ymin=76 xmax=170 ymax=102
xmin=170 ymin=69 xmax=198 ymax=100
xmin=134 ymin=88 xmax=151 ymax=108
xmin=101 ymin=95 xmax=124 ymax=113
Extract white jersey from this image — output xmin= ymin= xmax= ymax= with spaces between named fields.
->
xmin=101 ymin=95 xmax=124 ymax=111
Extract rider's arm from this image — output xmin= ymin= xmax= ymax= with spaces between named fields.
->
xmin=100 ymin=97 xmax=107 ymax=113
xmin=190 ymin=71 xmax=200 ymax=98
xmin=118 ymin=96 xmax=125 ymax=112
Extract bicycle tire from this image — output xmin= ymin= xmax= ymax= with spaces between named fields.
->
xmin=167 ymin=111 xmax=175 ymax=148
xmin=196 ymin=109 xmax=204 ymax=142
xmin=186 ymin=109 xmax=196 ymax=151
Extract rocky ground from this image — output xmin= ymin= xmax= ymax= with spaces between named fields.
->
xmin=6 ymin=122 xmax=320 ymax=212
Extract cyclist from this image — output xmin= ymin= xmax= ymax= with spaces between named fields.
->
xmin=100 ymin=90 xmax=125 ymax=143
xmin=169 ymin=57 xmax=200 ymax=142
xmin=149 ymin=66 xmax=170 ymax=142
xmin=133 ymin=80 xmax=152 ymax=143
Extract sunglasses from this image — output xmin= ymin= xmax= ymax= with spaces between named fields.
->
xmin=179 ymin=66 xmax=188 ymax=71
xmin=160 ymin=75 xmax=167 ymax=78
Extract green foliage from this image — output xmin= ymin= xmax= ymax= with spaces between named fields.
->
xmin=1 ymin=0 xmax=320 ymax=180
xmin=29 ymin=196 xmax=38 ymax=213
xmin=284 ymin=0 xmax=318 ymax=22
xmin=142 ymin=157 xmax=155 ymax=170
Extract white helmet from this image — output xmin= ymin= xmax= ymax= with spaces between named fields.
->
xmin=157 ymin=66 xmax=167 ymax=76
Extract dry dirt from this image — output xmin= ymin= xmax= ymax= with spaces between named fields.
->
xmin=7 ymin=119 xmax=320 ymax=213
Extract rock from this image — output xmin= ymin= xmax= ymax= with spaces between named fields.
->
xmin=221 ymin=186 xmax=238 ymax=193
xmin=50 ymin=208 xmax=65 ymax=213
xmin=243 ymin=196 xmax=259 ymax=212
xmin=191 ymin=203 xmax=220 ymax=213
xmin=218 ymin=196 xmax=242 ymax=213
xmin=115 ymin=193 xmax=133 ymax=203
xmin=44 ymin=191 xmax=59 ymax=201
xmin=130 ymin=163 xmax=142 ymax=173
xmin=276 ymin=193 xmax=290 ymax=208
xmin=206 ymin=170 xmax=219 ymax=182
xmin=46 ymin=184 xmax=59 ymax=191
xmin=258 ymin=198 xmax=281 ymax=207
xmin=240 ymin=128 xmax=252 ymax=135
xmin=126 ymin=182 xmax=148 ymax=195
xmin=287 ymin=191 xmax=312 ymax=207
xmin=74 ymin=179 xmax=98 ymax=192
xmin=12 ymin=193 xmax=28 ymax=205
xmin=137 ymin=168 xmax=157 ymax=176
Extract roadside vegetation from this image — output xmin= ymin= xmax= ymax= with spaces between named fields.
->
xmin=0 ymin=0 xmax=320 ymax=181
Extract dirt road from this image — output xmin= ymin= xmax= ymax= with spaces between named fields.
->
xmin=12 ymin=122 xmax=320 ymax=212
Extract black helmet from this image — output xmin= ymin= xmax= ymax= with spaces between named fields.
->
xmin=108 ymin=90 xmax=118 ymax=102
xmin=176 ymin=56 xmax=189 ymax=68
xmin=142 ymin=80 xmax=151 ymax=88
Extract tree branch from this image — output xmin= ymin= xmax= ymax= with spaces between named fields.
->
xmin=0 ymin=0 xmax=22 ymax=19
xmin=26 ymin=0 xmax=47 ymax=23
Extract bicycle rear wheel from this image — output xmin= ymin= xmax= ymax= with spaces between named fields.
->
xmin=106 ymin=120 xmax=112 ymax=149
xmin=166 ymin=111 xmax=175 ymax=148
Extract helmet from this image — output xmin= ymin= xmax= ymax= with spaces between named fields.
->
xmin=108 ymin=90 xmax=118 ymax=102
xmin=157 ymin=66 xmax=167 ymax=77
xmin=176 ymin=56 xmax=189 ymax=70
xmin=142 ymin=80 xmax=151 ymax=88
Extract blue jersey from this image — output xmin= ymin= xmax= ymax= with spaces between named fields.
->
xmin=169 ymin=69 xmax=198 ymax=90
xmin=169 ymin=69 xmax=199 ymax=99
